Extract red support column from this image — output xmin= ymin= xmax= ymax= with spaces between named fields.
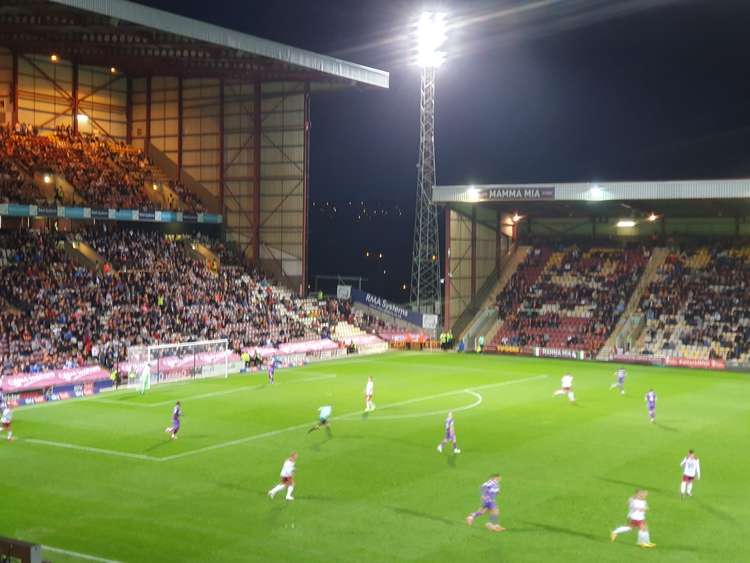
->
xmin=177 ymin=76 xmax=183 ymax=182
xmin=145 ymin=76 xmax=152 ymax=150
xmin=471 ymin=207 xmax=477 ymax=297
xmin=444 ymin=207 xmax=451 ymax=329
xmin=302 ymin=81 xmax=311 ymax=295
xmin=71 ymin=62 xmax=79 ymax=134
xmin=11 ymin=51 xmax=18 ymax=127
xmin=218 ymin=78 xmax=225 ymax=217
xmin=253 ymin=81 xmax=262 ymax=264
xmin=126 ymin=77 xmax=133 ymax=145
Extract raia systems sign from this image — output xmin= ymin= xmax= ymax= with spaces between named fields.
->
xmin=474 ymin=186 xmax=555 ymax=201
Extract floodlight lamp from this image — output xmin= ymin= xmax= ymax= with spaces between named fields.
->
xmin=616 ymin=219 xmax=636 ymax=228
xmin=416 ymin=12 xmax=447 ymax=68
xmin=43 ymin=174 xmax=52 ymax=184
xmin=647 ymin=213 xmax=658 ymax=222
xmin=512 ymin=213 xmax=523 ymax=223
xmin=76 ymin=113 xmax=89 ymax=123
xmin=466 ymin=186 xmax=479 ymax=201
xmin=588 ymin=184 xmax=604 ymax=201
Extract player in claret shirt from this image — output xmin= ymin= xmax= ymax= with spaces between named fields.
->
xmin=553 ymin=373 xmax=575 ymax=402
xmin=466 ymin=474 xmax=505 ymax=532
xmin=610 ymin=489 xmax=655 ymax=548
xmin=680 ymin=449 xmax=701 ymax=498
xmin=364 ymin=376 xmax=375 ymax=412
xmin=268 ymin=451 xmax=298 ymax=501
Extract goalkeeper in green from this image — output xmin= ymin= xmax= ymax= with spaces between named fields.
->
xmin=139 ymin=364 xmax=151 ymax=395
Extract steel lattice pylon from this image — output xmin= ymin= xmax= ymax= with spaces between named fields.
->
xmin=410 ymin=66 xmax=441 ymax=314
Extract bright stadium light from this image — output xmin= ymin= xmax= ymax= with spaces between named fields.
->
xmin=416 ymin=12 xmax=447 ymax=68
xmin=616 ymin=219 xmax=637 ymax=228
xmin=647 ymin=212 xmax=658 ymax=222
xmin=588 ymin=184 xmax=604 ymax=201
xmin=466 ymin=186 xmax=479 ymax=201
xmin=512 ymin=213 xmax=523 ymax=223
xmin=76 ymin=113 xmax=88 ymax=123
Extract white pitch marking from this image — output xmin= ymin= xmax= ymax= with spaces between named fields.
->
xmin=43 ymin=545 xmax=125 ymax=563
xmin=160 ymin=374 xmax=546 ymax=461
xmin=25 ymin=438 xmax=159 ymax=461
xmin=367 ymin=390 xmax=483 ymax=421
xmin=24 ymin=374 xmax=547 ymax=463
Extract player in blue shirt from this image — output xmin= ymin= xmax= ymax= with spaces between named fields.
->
xmin=466 ymin=474 xmax=505 ymax=532
xmin=267 ymin=357 xmax=278 ymax=384
xmin=645 ymin=389 xmax=657 ymax=423
xmin=610 ymin=367 xmax=626 ymax=395
xmin=437 ymin=411 xmax=461 ymax=454
xmin=164 ymin=401 xmax=182 ymax=439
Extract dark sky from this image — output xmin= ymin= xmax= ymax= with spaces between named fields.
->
xmin=138 ymin=0 xmax=750 ymax=300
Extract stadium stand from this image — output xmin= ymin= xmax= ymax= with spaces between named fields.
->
xmin=635 ymin=243 xmax=750 ymax=362
xmin=491 ymin=244 xmax=649 ymax=355
xmin=0 ymin=124 xmax=204 ymax=211
xmin=0 ymin=227 xmax=352 ymax=376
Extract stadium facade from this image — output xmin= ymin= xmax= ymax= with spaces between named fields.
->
xmin=0 ymin=0 xmax=388 ymax=290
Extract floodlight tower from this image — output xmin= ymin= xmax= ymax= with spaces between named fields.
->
xmin=410 ymin=12 xmax=445 ymax=314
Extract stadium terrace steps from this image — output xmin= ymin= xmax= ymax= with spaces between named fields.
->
xmin=491 ymin=245 xmax=649 ymax=355
xmin=465 ymin=245 xmax=531 ymax=346
xmin=597 ymin=247 xmax=669 ymax=360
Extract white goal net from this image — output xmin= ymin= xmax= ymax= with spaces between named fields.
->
xmin=125 ymin=339 xmax=229 ymax=390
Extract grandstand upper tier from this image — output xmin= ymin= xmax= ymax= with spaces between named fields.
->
xmin=437 ymin=179 xmax=750 ymax=368
xmin=0 ymin=0 xmax=388 ymax=288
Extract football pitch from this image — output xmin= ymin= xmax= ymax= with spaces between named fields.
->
xmin=5 ymin=352 xmax=750 ymax=563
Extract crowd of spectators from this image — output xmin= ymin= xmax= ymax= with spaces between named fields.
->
xmin=493 ymin=244 xmax=649 ymax=354
xmin=0 ymin=226 xmax=342 ymax=376
xmin=637 ymin=243 xmax=750 ymax=361
xmin=0 ymin=124 xmax=204 ymax=212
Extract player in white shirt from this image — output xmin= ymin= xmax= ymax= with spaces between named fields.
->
xmin=610 ymin=490 xmax=655 ymax=548
xmin=1 ymin=405 xmax=13 ymax=441
xmin=680 ymin=449 xmax=701 ymax=498
xmin=364 ymin=376 xmax=375 ymax=412
xmin=268 ymin=451 xmax=298 ymax=501
xmin=553 ymin=373 xmax=575 ymax=402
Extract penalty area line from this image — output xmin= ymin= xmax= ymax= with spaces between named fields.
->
xmin=43 ymin=545 xmax=125 ymax=563
xmin=25 ymin=438 xmax=161 ymax=462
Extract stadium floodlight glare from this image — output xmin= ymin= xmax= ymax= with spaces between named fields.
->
xmin=76 ymin=113 xmax=89 ymax=123
xmin=512 ymin=213 xmax=523 ymax=223
xmin=466 ymin=186 xmax=479 ymax=201
xmin=616 ymin=219 xmax=637 ymax=228
xmin=416 ymin=12 xmax=447 ymax=68
xmin=588 ymin=185 xmax=604 ymax=201
xmin=647 ymin=212 xmax=658 ymax=222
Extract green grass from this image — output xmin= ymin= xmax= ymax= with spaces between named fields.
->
xmin=4 ymin=352 xmax=750 ymax=563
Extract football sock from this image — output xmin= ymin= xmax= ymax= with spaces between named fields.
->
xmin=613 ymin=526 xmax=631 ymax=535
xmin=680 ymin=482 xmax=687 ymax=495
xmin=286 ymin=486 xmax=294 ymax=499
xmin=687 ymin=482 xmax=693 ymax=495
xmin=269 ymin=484 xmax=284 ymax=496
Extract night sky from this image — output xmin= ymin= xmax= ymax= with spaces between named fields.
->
xmin=137 ymin=0 xmax=750 ymax=300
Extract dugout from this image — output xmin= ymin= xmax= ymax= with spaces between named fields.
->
xmin=0 ymin=0 xmax=388 ymax=291
xmin=433 ymin=178 xmax=750 ymax=333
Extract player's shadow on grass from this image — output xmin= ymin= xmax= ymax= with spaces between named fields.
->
xmin=143 ymin=440 xmax=172 ymax=453
xmin=595 ymin=477 xmax=670 ymax=495
xmin=653 ymin=422 xmax=679 ymax=432
xmin=446 ymin=454 xmax=457 ymax=469
xmin=690 ymin=496 xmax=737 ymax=524
xmin=214 ymin=482 xmax=267 ymax=496
xmin=385 ymin=506 xmax=455 ymax=526
xmin=521 ymin=521 xmax=604 ymax=543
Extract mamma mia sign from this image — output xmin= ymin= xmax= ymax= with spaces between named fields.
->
xmin=351 ymin=288 xmax=434 ymax=329
xmin=476 ymin=186 xmax=555 ymax=201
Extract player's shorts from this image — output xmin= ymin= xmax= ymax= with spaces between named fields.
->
xmin=281 ymin=476 xmax=294 ymax=485
xmin=319 ymin=417 xmax=329 ymax=424
xmin=444 ymin=431 xmax=455 ymax=441
xmin=1 ymin=422 xmax=10 ymax=429
xmin=630 ymin=519 xmax=645 ymax=528
xmin=366 ymin=394 xmax=373 ymax=401
xmin=562 ymin=387 xmax=571 ymax=392
xmin=682 ymin=474 xmax=695 ymax=483
xmin=482 ymin=500 xmax=497 ymax=511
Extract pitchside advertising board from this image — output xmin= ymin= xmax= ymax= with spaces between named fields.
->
xmin=471 ymin=186 xmax=555 ymax=201
xmin=349 ymin=288 xmax=437 ymax=330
